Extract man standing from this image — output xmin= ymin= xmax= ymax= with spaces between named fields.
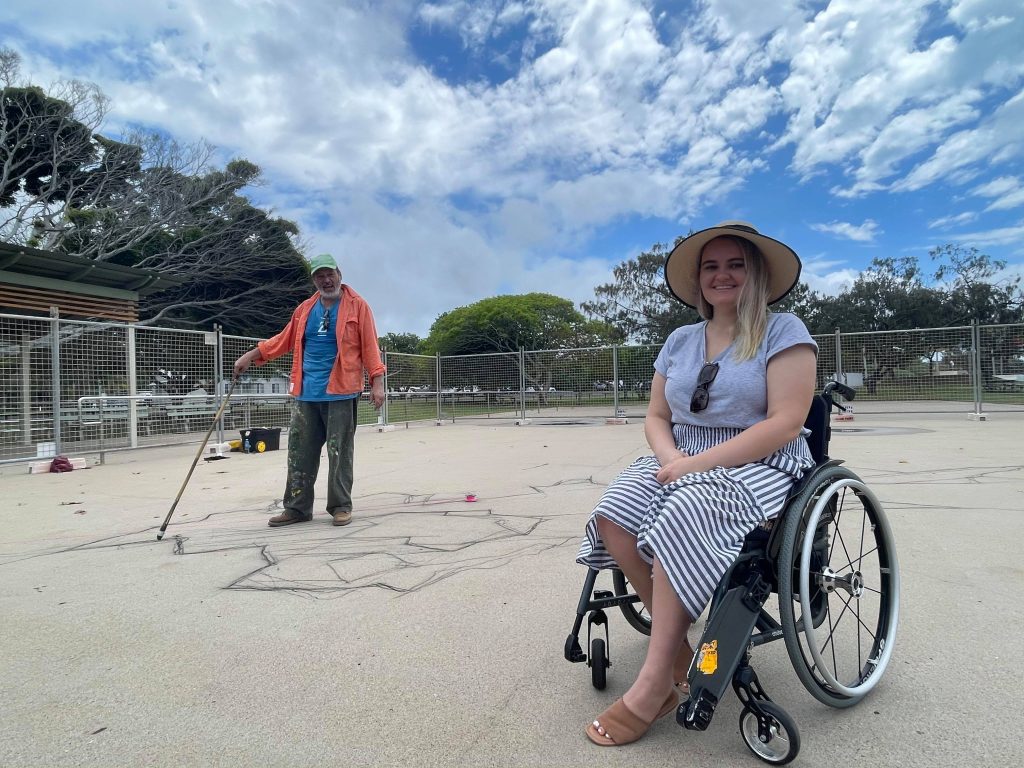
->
xmin=233 ymin=254 xmax=386 ymax=527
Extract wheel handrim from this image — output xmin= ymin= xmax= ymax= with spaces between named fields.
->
xmin=798 ymin=477 xmax=900 ymax=697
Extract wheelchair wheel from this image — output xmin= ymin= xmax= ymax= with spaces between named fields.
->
xmin=739 ymin=701 xmax=799 ymax=765
xmin=590 ymin=638 xmax=608 ymax=690
xmin=611 ymin=569 xmax=651 ymax=635
xmin=778 ymin=465 xmax=900 ymax=708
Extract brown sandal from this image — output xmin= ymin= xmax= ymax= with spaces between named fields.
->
xmin=585 ymin=690 xmax=679 ymax=747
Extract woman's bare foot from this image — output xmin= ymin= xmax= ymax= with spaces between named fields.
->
xmin=673 ymin=639 xmax=695 ymax=694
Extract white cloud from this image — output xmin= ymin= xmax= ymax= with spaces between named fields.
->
xmin=810 ymin=219 xmax=882 ymax=242
xmin=970 ymin=175 xmax=1024 ymax=211
xmin=836 ymin=90 xmax=981 ymax=198
xmin=776 ymin=1 xmax=946 ymax=173
xmin=702 ymin=0 xmax=807 ymax=41
xmin=895 ymin=88 xmax=1024 ymax=192
xmin=928 ymin=211 xmax=979 ymax=229
xmin=946 ymin=221 xmax=1024 ymax=247
xmin=772 ymin=0 xmax=1024 ymax=194
xmin=308 ymin=191 xmax=616 ymax=336
xmin=803 ymin=267 xmax=859 ymax=296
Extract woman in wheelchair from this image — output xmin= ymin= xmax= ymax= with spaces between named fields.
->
xmin=577 ymin=222 xmax=818 ymax=747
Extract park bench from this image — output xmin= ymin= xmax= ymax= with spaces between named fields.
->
xmin=988 ymin=374 xmax=1024 ymax=393
xmin=59 ymin=399 xmax=151 ymax=441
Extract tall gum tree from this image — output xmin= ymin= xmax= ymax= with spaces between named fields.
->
xmin=0 ymin=48 xmax=310 ymax=336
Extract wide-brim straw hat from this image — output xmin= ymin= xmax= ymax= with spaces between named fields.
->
xmin=664 ymin=221 xmax=802 ymax=308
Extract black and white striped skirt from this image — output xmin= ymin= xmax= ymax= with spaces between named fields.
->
xmin=576 ymin=424 xmax=813 ymax=621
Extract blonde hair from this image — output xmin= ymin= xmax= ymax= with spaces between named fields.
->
xmin=695 ymin=236 xmax=769 ymax=361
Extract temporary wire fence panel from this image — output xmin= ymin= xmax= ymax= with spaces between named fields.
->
xmin=0 ymin=314 xmax=54 ymax=463
xmin=133 ymin=325 xmax=218 ymax=445
xmin=979 ymin=323 xmax=1024 ymax=412
xmin=438 ymin=351 xmax=521 ymax=421
xmin=834 ymin=326 xmax=976 ymax=412
xmin=384 ymin=352 xmax=440 ymax=424
xmin=58 ymin=319 xmax=131 ymax=455
xmin=615 ymin=344 xmax=662 ymax=416
xmin=813 ymin=333 xmax=838 ymax=392
xmin=524 ymin=347 xmax=616 ymax=417
xmin=222 ymin=334 xmax=295 ymax=432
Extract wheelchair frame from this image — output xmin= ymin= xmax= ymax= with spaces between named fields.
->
xmin=564 ymin=382 xmax=901 ymax=764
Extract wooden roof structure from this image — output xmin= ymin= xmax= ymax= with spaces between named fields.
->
xmin=0 ymin=243 xmax=184 ymax=322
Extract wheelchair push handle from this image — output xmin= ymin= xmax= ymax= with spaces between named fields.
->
xmin=822 ymin=381 xmax=856 ymax=411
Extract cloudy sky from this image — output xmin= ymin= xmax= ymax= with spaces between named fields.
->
xmin=3 ymin=0 xmax=1023 ymax=336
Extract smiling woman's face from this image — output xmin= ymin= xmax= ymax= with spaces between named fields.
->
xmin=698 ymin=237 xmax=747 ymax=308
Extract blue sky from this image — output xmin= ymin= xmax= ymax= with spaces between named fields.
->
xmin=2 ymin=0 xmax=1023 ymax=336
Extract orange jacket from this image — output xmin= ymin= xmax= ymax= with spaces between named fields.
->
xmin=255 ymin=286 xmax=386 ymax=397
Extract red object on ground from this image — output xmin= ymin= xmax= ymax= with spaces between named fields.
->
xmin=465 ymin=494 xmax=477 ymax=502
xmin=49 ymin=456 xmax=74 ymax=473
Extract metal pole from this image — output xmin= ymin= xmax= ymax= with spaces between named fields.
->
xmin=612 ymin=345 xmax=620 ymax=417
xmin=834 ymin=328 xmax=844 ymax=384
xmin=382 ymin=349 xmax=389 ymax=426
xmin=98 ymin=396 xmax=106 ymax=465
xmin=20 ymin=329 xmax=31 ymax=447
xmin=214 ymin=325 xmax=225 ymax=444
xmin=971 ymin=321 xmax=983 ymax=415
xmin=435 ymin=352 xmax=442 ymax=423
xmin=519 ymin=348 xmax=526 ymax=419
xmin=127 ymin=324 xmax=138 ymax=448
xmin=50 ymin=307 xmax=62 ymax=454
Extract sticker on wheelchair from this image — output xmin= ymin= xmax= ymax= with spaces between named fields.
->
xmin=696 ymin=640 xmax=718 ymax=675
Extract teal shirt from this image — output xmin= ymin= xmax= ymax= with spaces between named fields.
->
xmin=298 ymin=299 xmax=360 ymax=402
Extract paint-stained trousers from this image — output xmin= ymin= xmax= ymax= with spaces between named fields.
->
xmin=282 ymin=398 xmax=358 ymax=518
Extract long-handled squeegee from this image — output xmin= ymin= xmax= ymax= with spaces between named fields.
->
xmin=157 ymin=378 xmax=238 ymax=541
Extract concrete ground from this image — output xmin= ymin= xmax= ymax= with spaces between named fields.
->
xmin=1 ymin=411 xmax=1022 ymax=767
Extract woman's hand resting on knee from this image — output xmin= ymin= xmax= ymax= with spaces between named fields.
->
xmin=656 ymin=454 xmax=702 ymax=484
xmin=655 ymin=448 xmax=688 ymax=469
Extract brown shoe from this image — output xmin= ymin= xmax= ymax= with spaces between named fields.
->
xmin=268 ymin=511 xmax=311 ymax=527
xmin=332 ymin=510 xmax=352 ymax=526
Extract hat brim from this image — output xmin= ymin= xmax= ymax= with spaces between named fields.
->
xmin=664 ymin=224 xmax=802 ymax=308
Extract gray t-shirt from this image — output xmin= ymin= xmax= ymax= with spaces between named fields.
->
xmin=654 ymin=313 xmax=817 ymax=428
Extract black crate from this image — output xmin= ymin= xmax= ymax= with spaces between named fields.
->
xmin=240 ymin=427 xmax=281 ymax=453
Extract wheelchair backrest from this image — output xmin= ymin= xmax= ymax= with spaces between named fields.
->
xmin=803 ymin=394 xmax=831 ymax=464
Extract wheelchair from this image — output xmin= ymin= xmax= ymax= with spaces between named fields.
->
xmin=564 ymin=382 xmax=900 ymax=764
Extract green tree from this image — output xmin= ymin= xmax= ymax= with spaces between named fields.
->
xmin=424 ymin=293 xmax=622 ymax=393
xmin=771 ymin=280 xmax=817 ymax=318
xmin=801 ymin=256 xmax=948 ymax=334
xmin=0 ymin=49 xmax=311 ymax=335
xmin=582 ymin=238 xmax=698 ymax=343
xmin=424 ymin=293 xmax=620 ymax=355
xmin=1 ymin=49 xmax=106 ymax=222
xmin=379 ymin=332 xmax=423 ymax=354
xmin=931 ymin=244 xmax=1023 ymax=325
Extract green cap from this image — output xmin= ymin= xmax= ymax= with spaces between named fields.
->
xmin=309 ymin=253 xmax=339 ymax=275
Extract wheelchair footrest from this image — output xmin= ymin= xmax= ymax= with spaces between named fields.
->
xmin=678 ymin=690 xmax=717 ymax=731
xmin=564 ymin=633 xmax=585 ymax=663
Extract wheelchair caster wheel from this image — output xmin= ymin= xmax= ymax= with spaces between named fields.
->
xmin=589 ymin=638 xmax=608 ymax=690
xmin=739 ymin=701 xmax=799 ymax=765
